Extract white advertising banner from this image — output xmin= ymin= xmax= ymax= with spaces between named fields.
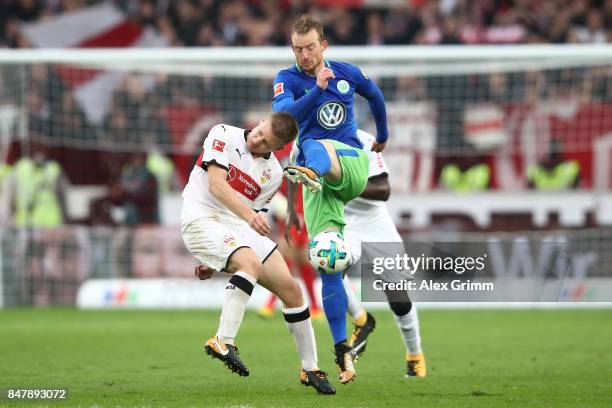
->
xmin=76 ymin=278 xmax=612 ymax=310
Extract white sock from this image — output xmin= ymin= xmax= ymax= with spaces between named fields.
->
xmin=216 ymin=271 xmax=257 ymax=345
xmin=393 ymin=304 xmax=423 ymax=355
xmin=343 ymin=275 xmax=365 ymax=321
xmin=282 ymin=304 xmax=318 ymax=371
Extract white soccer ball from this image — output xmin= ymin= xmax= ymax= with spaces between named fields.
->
xmin=308 ymin=231 xmax=352 ymax=274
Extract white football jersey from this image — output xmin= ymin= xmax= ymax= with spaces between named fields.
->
xmin=181 ymin=124 xmax=283 ymax=224
xmin=344 ymin=129 xmax=402 ymax=260
xmin=344 ymin=129 xmax=389 ymax=217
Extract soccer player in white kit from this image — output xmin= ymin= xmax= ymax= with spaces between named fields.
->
xmin=343 ymin=129 xmax=427 ymax=378
xmin=181 ymin=112 xmax=335 ymax=394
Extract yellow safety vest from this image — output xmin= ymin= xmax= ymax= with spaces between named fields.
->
xmin=14 ymin=158 xmax=63 ymax=227
xmin=147 ymin=151 xmax=174 ymax=194
xmin=528 ymin=161 xmax=580 ymax=190
xmin=0 ymin=163 xmax=10 ymax=185
xmin=440 ymin=163 xmax=490 ymax=192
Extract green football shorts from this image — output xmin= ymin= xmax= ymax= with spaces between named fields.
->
xmin=302 ymin=140 xmax=369 ymax=237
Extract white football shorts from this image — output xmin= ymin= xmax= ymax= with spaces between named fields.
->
xmin=181 ymin=216 xmax=277 ymax=272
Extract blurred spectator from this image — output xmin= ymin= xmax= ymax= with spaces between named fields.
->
xmin=25 ymin=227 xmax=87 ymax=305
xmin=527 ymin=140 xmax=580 ymax=190
xmin=131 ymin=226 xmax=194 ymax=278
xmin=588 ymin=67 xmax=612 ymax=103
xmin=109 ymin=152 xmax=159 ymax=225
xmin=88 ymin=151 xmax=159 ymax=226
xmin=0 ymin=0 xmax=609 ymax=204
xmin=146 ymin=147 xmax=178 ymax=195
xmin=326 ymin=8 xmax=361 ymax=45
xmin=0 ymin=159 xmax=11 ymax=225
xmin=10 ymin=141 xmax=70 ymax=227
xmin=569 ymin=8 xmax=607 ymax=43
xmin=217 ymin=0 xmax=250 ymax=45
xmin=169 ymin=0 xmax=203 ymax=46
xmin=104 ymin=74 xmax=170 ymax=147
xmin=394 ymin=75 xmax=427 ymax=102
xmin=2 ymin=0 xmax=611 ymax=48
xmin=439 ymin=156 xmax=491 ymax=192
xmin=135 ymin=0 xmax=159 ymax=29
xmin=365 ymin=11 xmax=383 ymax=45
xmin=384 ymin=6 xmax=422 ymax=44
xmin=6 ymin=0 xmax=42 ymax=22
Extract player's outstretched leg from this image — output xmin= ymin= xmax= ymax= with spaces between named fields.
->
xmin=205 ymin=335 xmax=249 ymax=377
xmin=294 ymin=140 xmax=367 ymax=385
xmin=320 ymin=271 xmax=355 ymax=384
xmin=284 ymin=165 xmax=322 ymax=193
xmin=300 ymin=369 xmax=335 ymax=395
xmin=386 ymin=290 xmax=426 ymax=377
xmin=259 ymin=250 xmax=336 ymax=395
xmin=299 ymin=263 xmax=323 ymax=320
xmin=334 ymin=342 xmax=356 ymax=384
xmin=205 ymin=248 xmax=259 ymax=377
xmin=284 ymin=304 xmax=335 ymax=395
xmin=283 ymin=138 xmax=336 ymax=192
xmin=343 ymin=275 xmax=376 ymax=359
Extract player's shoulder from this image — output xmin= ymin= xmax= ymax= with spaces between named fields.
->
xmin=329 ymin=60 xmax=361 ymax=75
xmin=208 ymin=124 xmax=246 ymax=148
xmin=210 ymin=124 xmax=244 ymax=138
xmin=331 ymin=60 xmax=371 ymax=85
xmin=275 ymin=65 xmax=301 ymax=80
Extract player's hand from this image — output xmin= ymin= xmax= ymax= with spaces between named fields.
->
xmin=249 ymin=212 xmax=271 ymax=236
xmin=371 ymin=141 xmax=386 ymax=153
xmin=195 ymin=263 xmax=216 ymax=280
xmin=284 ymin=210 xmax=302 ymax=245
xmin=316 ymin=68 xmax=335 ymax=90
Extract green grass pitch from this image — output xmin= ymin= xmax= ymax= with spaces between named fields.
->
xmin=1 ymin=309 xmax=611 ymax=407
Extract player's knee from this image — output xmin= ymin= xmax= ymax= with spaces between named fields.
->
xmin=318 ymin=140 xmax=335 ymax=154
xmin=288 ymin=278 xmax=304 ymax=305
xmin=319 ymin=140 xmax=342 ymax=181
xmin=384 ymin=288 xmax=412 ymax=315
xmin=388 ymin=300 xmax=412 ymax=316
xmin=243 ymin=257 xmax=262 ymax=277
xmin=278 ymin=278 xmax=304 ymax=308
xmin=227 ymin=248 xmax=261 ymax=277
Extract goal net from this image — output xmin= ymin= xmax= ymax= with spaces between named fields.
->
xmin=0 ymin=45 xmax=611 ymax=306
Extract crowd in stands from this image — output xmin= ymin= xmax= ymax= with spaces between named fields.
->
xmin=0 ymin=0 xmax=611 ymax=231
xmin=1 ymin=0 xmax=611 ymax=48
xmin=1 ymin=1 xmax=609 ymax=308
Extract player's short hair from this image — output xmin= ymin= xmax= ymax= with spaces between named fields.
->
xmin=270 ymin=112 xmax=298 ymax=146
xmin=291 ymin=14 xmax=325 ymax=42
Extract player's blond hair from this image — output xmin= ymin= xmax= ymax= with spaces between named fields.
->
xmin=270 ymin=112 xmax=298 ymax=145
xmin=291 ymin=15 xmax=325 ymax=42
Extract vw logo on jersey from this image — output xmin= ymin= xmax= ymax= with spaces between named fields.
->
xmin=317 ymin=101 xmax=346 ymax=129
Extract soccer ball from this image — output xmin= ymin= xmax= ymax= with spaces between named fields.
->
xmin=308 ymin=231 xmax=351 ymax=274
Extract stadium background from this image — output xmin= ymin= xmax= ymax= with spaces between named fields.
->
xmin=1 ymin=0 xmax=611 ymax=407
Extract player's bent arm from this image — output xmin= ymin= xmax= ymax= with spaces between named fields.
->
xmin=207 ymin=164 xmax=270 ymax=235
xmin=208 ymin=165 xmax=256 ymax=221
xmin=355 ymin=74 xmax=389 ymax=145
xmin=272 ymin=83 xmax=324 ymax=120
xmin=359 ymin=174 xmax=390 ymax=201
